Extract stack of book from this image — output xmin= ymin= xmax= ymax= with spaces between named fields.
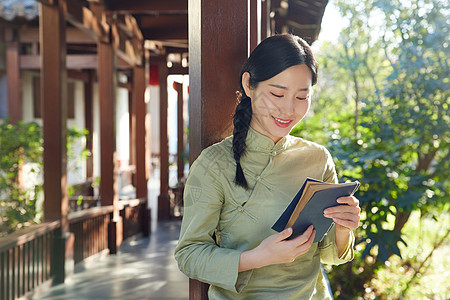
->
xmin=272 ymin=178 xmax=360 ymax=243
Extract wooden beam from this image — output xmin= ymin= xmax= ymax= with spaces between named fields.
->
xmin=6 ymin=31 xmax=22 ymax=123
xmin=112 ymin=17 xmax=144 ymax=67
xmin=19 ymin=54 xmax=131 ymax=70
xmin=138 ymin=14 xmax=188 ymax=40
xmin=19 ymin=27 xmax=96 ymax=44
xmin=168 ymin=65 xmax=188 ymax=75
xmin=106 ymin=0 xmax=187 ymax=13
xmin=20 ymin=54 xmax=98 ymax=69
xmin=141 ymin=27 xmax=188 ymax=40
xmin=67 ymin=69 xmax=90 ymax=82
xmin=65 ymin=0 xmax=110 ymax=43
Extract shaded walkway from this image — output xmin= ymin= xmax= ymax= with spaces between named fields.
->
xmin=33 ymin=221 xmax=189 ymax=300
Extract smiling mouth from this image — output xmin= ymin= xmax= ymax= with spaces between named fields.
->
xmin=272 ymin=116 xmax=293 ymax=127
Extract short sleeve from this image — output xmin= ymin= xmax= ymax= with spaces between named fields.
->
xmin=174 ymin=148 xmax=251 ymax=293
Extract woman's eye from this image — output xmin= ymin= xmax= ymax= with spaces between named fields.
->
xmin=270 ymin=92 xmax=283 ymax=98
xmin=296 ymin=96 xmax=309 ymax=101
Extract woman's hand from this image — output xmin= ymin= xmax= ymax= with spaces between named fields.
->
xmin=239 ymin=225 xmax=315 ymax=272
xmin=323 ymin=196 xmax=361 ymax=232
xmin=323 ymin=196 xmax=361 ymax=256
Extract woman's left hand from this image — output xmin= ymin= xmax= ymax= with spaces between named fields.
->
xmin=323 ymin=196 xmax=361 ymax=232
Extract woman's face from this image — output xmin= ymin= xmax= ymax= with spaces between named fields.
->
xmin=242 ymin=64 xmax=312 ymax=143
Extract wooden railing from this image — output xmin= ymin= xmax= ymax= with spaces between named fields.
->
xmin=0 ymin=198 xmax=150 ymax=300
xmin=0 ymin=221 xmax=60 ymax=300
xmin=120 ymin=198 xmax=147 ymax=240
xmin=68 ymin=206 xmax=113 ymax=264
xmin=69 ymin=196 xmax=99 ymax=212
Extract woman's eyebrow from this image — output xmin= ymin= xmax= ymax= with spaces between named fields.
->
xmin=268 ymin=84 xmax=309 ymax=91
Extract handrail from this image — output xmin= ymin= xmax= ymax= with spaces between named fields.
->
xmin=118 ymin=197 xmax=147 ymax=209
xmin=0 ymin=221 xmax=60 ymax=252
xmin=0 ymin=199 xmax=147 ymax=249
xmin=68 ymin=205 xmax=114 ymax=223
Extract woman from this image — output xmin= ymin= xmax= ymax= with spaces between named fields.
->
xmin=175 ymin=34 xmax=360 ymax=299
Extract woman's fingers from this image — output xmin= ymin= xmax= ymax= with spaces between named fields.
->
xmin=332 ymin=217 xmax=359 ymax=230
xmin=288 ymin=225 xmax=315 ymax=246
xmin=337 ymin=195 xmax=359 ymax=206
xmin=323 ymin=196 xmax=361 ymax=231
xmin=275 ymin=227 xmax=293 ymax=241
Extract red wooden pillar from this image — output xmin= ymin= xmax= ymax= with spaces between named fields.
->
xmin=261 ymin=0 xmax=271 ymax=39
xmin=250 ymin=0 xmax=262 ymax=53
xmin=84 ymin=70 xmax=94 ymax=179
xmin=40 ymin=0 xmax=72 ymax=284
xmin=157 ymin=58 xmax=170 ymax=220
xmin=132 ymin=65 xmax=150 ymax=236
xmin=6 ymin=29 xmax=22 ymax=123
xmin=174 ymin=82 xmax=185 ymax=181
xmin=132 ymin=66 xmax=147 ymax=199
xmin=188 ymin=0 xmax=249 ymax=298
xmin=98 ymin=40 xmax=122 ymax=253
xmin=128 ymin=90 xmax=135 ymax=181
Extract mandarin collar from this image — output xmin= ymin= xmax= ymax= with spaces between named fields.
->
xmin=245 ymin=126 xmax=290 ymax=155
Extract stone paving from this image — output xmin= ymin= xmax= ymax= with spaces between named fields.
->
xmin=32 ymin=220 xmax=189 ymax=300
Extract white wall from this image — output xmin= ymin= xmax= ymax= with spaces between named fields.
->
xmin=116 ymin=87 xmax=130 ymax=169
xmin=21 ymin=71 xmax=87 ymax=186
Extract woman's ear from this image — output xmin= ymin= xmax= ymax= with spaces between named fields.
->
xmin=241 ymin=72 xmax=253 ymax=99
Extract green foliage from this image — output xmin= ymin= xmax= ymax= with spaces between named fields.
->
xmin=292 ymin=0 xmax=449 ymax=297
xmin=67 ymin=126 xmax=91 ymax=175
xmin=0 ymin=121 xmax=43 ymax=236
xmin=0 ymin=122 xmax=91 ymax=237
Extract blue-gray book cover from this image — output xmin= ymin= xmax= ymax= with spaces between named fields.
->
xmin=272 ymin=178 xmax=359 ymax=243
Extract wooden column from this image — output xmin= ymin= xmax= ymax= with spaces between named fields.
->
xmin=6 ymin=29 xmax=22 ymax=123
xmin=188 ymin=0 xmax=249 ymax=298
xmin=189 ymin=0 xmax=249 ymax=161
xmin=132 ymin=66 xmax=148 ymax=199
xmin=40 ymin=1 xmax=71 ymax=284
xmin=128 ymin=90 xmax=135 ymax=174
xmin=157 ymin=58 xmax=170 ymax=220
xmin=250 ymin=0 xmax=262 ymax=53
xmin=84 ymin=70 xmax=94 ymax=179
xmin=261 ymin=0 xmax=271 ymax=39
xmin=175 ymin=82 xmax=185 ymax=181
xmin=98 ymin=41 xmax=122 ymax=253
xmin=132 ymin=65 xmax=151 ymax=236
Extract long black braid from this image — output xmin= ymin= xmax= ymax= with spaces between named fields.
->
xmin=232 ymin=94 xmax=252 ymax=189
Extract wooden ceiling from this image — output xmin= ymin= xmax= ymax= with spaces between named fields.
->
xmin=1 ymin=0 xmax=328 ymax=69
xmin=101 ymin=0 xmax=328 ymax=49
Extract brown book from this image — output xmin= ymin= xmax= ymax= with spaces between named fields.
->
xmin=272 ymin=178 xmax=360 ymax=242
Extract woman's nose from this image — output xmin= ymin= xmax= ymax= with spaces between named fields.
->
xmin=279 ymin=98 xmax=295 ymax=116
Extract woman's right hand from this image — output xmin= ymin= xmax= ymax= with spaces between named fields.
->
xmin=238 ymin=225 xmax=316 ymax=272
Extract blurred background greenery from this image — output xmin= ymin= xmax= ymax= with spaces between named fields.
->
xmin=292 ymin=0 xmax=449 ymax=298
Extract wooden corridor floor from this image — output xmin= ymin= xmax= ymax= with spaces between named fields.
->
xmin=32 ymin=220 xmax=189 ymax=300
